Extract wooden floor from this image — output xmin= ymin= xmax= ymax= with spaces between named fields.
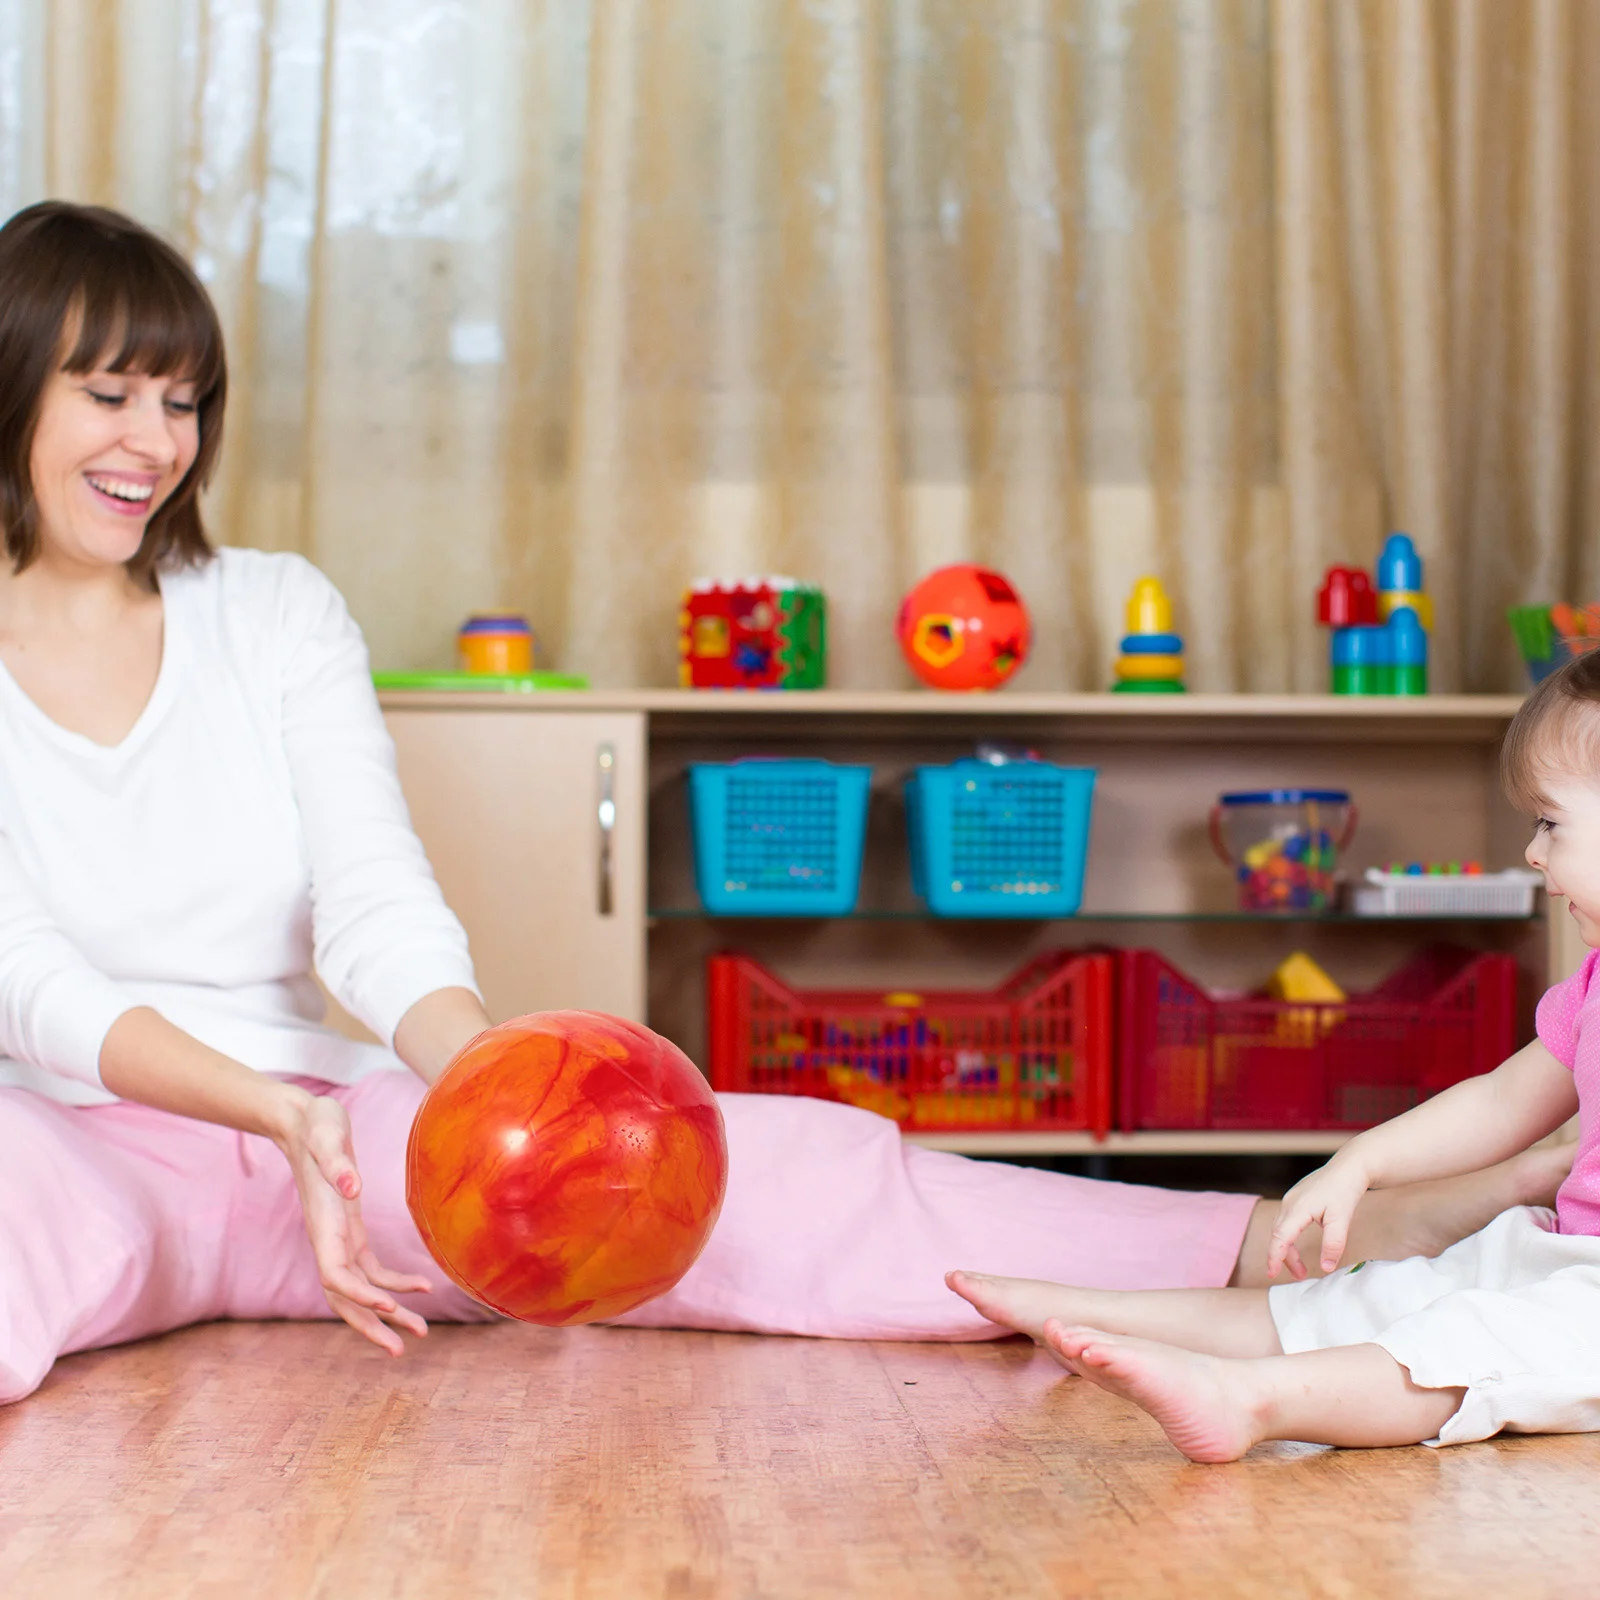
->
xmin=1 ymin=1322 xmax=1595 ymax=1599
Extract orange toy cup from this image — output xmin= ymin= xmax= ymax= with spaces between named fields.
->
xmin=457 ymin=614 xmax=535 ymax=675
xmin=406 ymin=1011 xmax=728 ymax=1325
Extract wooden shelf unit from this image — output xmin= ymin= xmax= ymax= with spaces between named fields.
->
xmin=379 ymin=690 xmax=1567 ymax=1157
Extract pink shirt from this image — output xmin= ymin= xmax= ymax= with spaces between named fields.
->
xmin=1536 ymin=950 xmax=1600 ymax=1234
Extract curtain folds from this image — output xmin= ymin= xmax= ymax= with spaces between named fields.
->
xmin=3 ymin=0 xmax=1595 ymax=690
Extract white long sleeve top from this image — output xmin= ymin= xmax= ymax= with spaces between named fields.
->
xmin=0 ymin=547 xmax=480 ymax=1107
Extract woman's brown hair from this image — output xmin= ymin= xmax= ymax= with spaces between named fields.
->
xmin=1501 ymin=649 xmax=1600 ymax=815
xmin=0 ymin=201 xmax=227 ymax=584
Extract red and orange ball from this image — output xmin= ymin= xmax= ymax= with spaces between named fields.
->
xmin=406 ymin=1011 xmax=728 ymax=1326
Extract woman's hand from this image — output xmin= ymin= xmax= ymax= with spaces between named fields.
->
xmin=1267 ymin=1152 xmax=1373 ymax=1280
xmin=270 ymin=1089 xmax=433 ymax=1355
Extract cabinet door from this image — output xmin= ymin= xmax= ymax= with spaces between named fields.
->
xmin=384 ymin=708 xmax=646 ymax=1023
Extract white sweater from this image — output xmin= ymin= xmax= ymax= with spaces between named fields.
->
xmin=0 ymin=548 xmax=480 ymax=1107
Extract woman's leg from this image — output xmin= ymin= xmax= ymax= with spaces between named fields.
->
xmin=0 ymin=1089 xmax=239 ymax=1404
xmin=608 ymin=1094 xmax=1260 ymax=1340
xmin=1044 ymin=1327 xmax=1462 ymax=1462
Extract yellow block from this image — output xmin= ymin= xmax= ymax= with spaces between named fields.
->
xmin=1124 ymin=575 xmax=1174 ymax=635
xmin=1378 ymin=590 xmax=1434 ymax=630
xmin=1114 ymin=653 xmax=1185 ymax=682
xmin=826 ymin=1067 xmax=911 ymax=1124
xmin=1267 ymin=951 xmax=1346 ymax=1003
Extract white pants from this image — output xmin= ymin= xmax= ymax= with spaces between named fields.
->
xmin=1269 ymin=1206 xmax=1600 ymax=1447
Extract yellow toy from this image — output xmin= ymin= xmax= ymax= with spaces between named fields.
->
xmin=1111 ymin=576 xmax=1186 ymax=693
xmin=1267 ymin=952 xmax=1346 ymax=1003
xmin=1267 ymin=952 xmax=1346 ymax=1045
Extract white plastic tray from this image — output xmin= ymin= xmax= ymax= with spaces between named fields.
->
xmin=1349 ymin=868 xmax=1543 ymax=918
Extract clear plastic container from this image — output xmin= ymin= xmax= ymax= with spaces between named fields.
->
xmin=1209 ymin=789 xmax=1357 ymax=913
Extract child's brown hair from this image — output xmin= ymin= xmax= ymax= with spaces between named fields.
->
xmin=1501 ymin=650 xmax=1600 ymax=814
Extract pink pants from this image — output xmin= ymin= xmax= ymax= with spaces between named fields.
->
xmin=0 ymin=1072 xmax=1256 ymax=1403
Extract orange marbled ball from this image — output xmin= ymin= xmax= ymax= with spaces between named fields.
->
xmin=405 ymin=1011 xmax=728 ymax=1325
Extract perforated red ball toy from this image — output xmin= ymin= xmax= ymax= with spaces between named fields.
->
xmin=895 ymin=564 xmax=1032 ymax=691
xmin=406 ymin=1011 xmax=728 ymax=1325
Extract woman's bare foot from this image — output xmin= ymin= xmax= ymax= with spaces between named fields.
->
xmin=1044 ymin=1321 xmax=1262 ymax=1463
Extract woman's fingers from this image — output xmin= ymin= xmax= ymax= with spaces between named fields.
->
xmin=304 ymin=1107 xmax=363 ymax=1200
xmin=330 ymin=1293 xmax=408 ymax=1357
xmin=359 ymin=1253 xmax=434 ymax=1298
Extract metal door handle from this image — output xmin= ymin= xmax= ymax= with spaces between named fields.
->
xmin=597 ymin=743 xmax=616 ymax=917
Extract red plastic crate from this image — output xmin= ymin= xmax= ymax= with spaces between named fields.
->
xmin=708 ymin=951 xmax=1114 ymax=1136
xmin=1116 ymin=945 xmax=1518 ymax=1131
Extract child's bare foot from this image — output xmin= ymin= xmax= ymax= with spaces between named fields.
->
xmin=1044 ymin=1321 xmax=1263 ymax=1463
xmin=945 ymin=1269 xmax=1088 ymax=1348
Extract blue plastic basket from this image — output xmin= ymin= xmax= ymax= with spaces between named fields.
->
xmin=906 ymin=759 xmax=1096 ymax=917
xmin=688 ymin=759 xmax=872 ymax=915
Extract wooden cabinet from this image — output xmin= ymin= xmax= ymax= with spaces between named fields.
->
xmin=380 ymin=689 xmax=1554 ymax=1156
xmin=385 ymin=707 xmax=646 ymax=1023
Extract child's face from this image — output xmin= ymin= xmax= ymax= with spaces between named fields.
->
xmin=1525 ymin=773 xmax=1600 ymax=947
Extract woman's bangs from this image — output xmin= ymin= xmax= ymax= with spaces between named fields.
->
xmin=59 ymin=250 xmax=223 ymax=396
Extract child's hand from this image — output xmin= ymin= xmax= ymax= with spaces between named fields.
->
xmin=1267 ymin=1154 xmax=1372 ymax=1280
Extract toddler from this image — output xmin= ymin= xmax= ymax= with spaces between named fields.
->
xmin=948 ymin=650 xmax=1600 ymax=1460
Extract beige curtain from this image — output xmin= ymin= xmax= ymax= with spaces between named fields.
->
xmin=4 ymin=0 xmax=1597 ymax=690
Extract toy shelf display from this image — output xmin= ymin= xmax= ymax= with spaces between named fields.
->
xmin=371 ymin=687 xmax=1553 ymax=1157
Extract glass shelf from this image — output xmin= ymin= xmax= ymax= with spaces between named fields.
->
xmin=646 ymin=907 xmax=1542 ymax=924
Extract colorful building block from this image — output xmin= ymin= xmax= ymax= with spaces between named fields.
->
xmin=1319 ymin=534 xmax=1431 ymax=695
xmin=678 ymin=578 xmax=826 ymax=690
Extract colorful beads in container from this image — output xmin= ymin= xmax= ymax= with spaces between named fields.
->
xmin=1209 ymin=788 xmax=1357 ymax=913
xmin=678 ymin=578 xmax=826 ymax=689
xmin=1111 ymin=577 xmax=1185 ymax=693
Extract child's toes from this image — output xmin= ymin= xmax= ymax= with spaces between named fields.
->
xmin=1043 ymin=1319 xmax=1100 ymax=1363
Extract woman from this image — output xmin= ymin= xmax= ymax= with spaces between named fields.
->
xmin=0 ymin=202 xmax=1567 ymax=1403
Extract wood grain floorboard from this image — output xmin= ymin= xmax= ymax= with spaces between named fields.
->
xmin=1 ymin=1320 xmax=1596 ymax=1599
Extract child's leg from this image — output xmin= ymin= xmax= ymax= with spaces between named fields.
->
xmin=1227 ymin=1142 xmax=1574 ymax=1289
xmin=1044 ymin=1323 xmax=1464 ymax=1462
xmin=955 ymin=1144 xmax=1577 ymax=1337
xmin=945 ymin=1272 xmax=1282 ymax=1358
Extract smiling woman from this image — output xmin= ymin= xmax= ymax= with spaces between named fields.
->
xmin=0 ymin=205 xmax=222 ymax=747
xmin=0 ymin=203 xmax=225 ymax=581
